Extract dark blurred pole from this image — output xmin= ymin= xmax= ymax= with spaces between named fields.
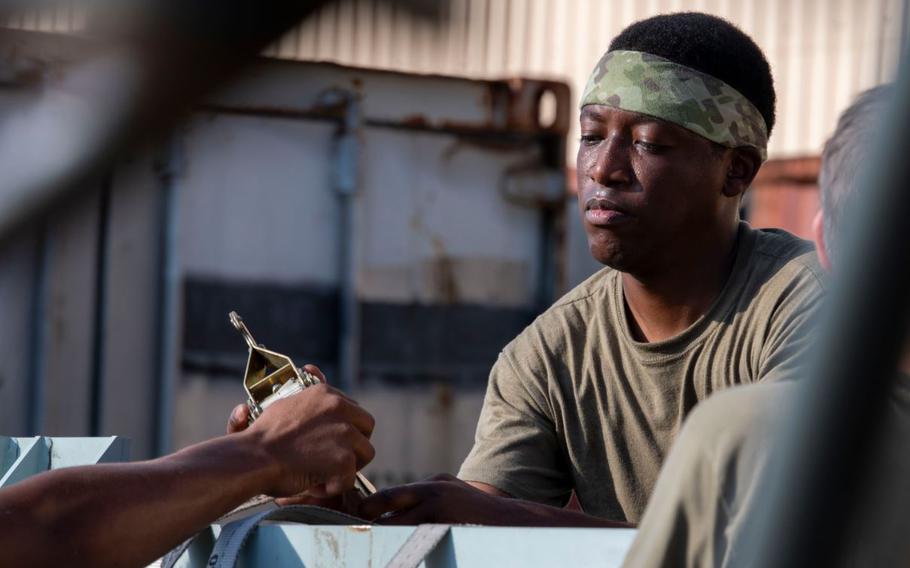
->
xmin=152 ymin=140 xmax=181 ymax=456
xmin=328 ymin=90 xmax=363 ymax=392
xmin=0 ymin=0 xmax=446 ymax=244
xmin=750 ymin=49 xmax=910 ymax=567
xmin=89 ymin=173 xmax=113 ymax=436
xmin=25 ymin=223 xmax=49 ymax=435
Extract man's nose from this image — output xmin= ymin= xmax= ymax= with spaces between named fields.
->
xmin=587 ymin=136 xmax=632 ymax=187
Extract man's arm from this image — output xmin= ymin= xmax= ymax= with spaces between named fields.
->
xmin=465 ymin=480 xmax=511 ymax=497
xmin=456 ymin=350 xmax=575 ymax=508
xmin=0 ymin=384 xmax=374 ymax=568
xmin=354 ymin=346 xmax=631 ymax=527
xmin=359 ymin=475 xmax=632 ymax=528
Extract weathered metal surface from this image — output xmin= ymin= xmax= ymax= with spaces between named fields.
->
xmin=204 ymin=60 xmax=571 ymax=137
xmin=171 ymin=524 xmax=636 ymax=567
xmin=1 ymin=29 xmax=567 ymax=482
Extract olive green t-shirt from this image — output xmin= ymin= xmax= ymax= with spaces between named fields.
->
xmin=457 ymin=222 xmax=824 ymax=523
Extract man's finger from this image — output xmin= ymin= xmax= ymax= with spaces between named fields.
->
xmin=274 ymin=493 xmax=340 ymax=508
xmin=345 ymin=404 xmax=376 ymax=438
xmin=324 ymin=473 xmax=357 ymax=497
xmin=226 ymin=404 xmax=250 ymax=434
xmin=303 ymin=364 xmax=326 ymax=383
xmin=352 ymin=435 xmax=376 ymax=470
xmin=374 ymin=502 xmax=436 ymax=525
xmin=312 ymin=382 xmax=359 ymax=406
xmin=358 ymin=484 xmax=426 ymax=520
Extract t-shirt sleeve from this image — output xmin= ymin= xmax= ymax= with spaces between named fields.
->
xmin=757 ymin=262 xmax=825 ymax=383
xmin=457 ymin=350 xmax=573 ymax=507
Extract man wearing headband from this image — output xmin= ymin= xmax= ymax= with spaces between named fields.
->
xmin=358 ymin=13 xmax=822 ymax=527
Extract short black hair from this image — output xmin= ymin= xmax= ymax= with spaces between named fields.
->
xmin=609 ymin=12 xmax=776 ymax=135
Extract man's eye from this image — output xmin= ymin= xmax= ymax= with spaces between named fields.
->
xmin=579 ymin=134 xmax=602 ymax=146
xmin=635 ymin=140 xmax=665 ymax=153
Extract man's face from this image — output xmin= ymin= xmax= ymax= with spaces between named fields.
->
xmin=576 ymin=105 xmax=733 ymax=273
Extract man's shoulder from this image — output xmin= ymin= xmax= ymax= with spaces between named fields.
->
xmin=749 ymin=226 xmax=824 ymax=284
xmin=736 ymin=226 xmax=826 ymax=315
xmin=500 ymin=267 xmax=614 ymax=360
xmin=553 ymin=266 xmax=617 ymax=308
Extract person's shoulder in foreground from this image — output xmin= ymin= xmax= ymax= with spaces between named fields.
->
xmin=620 ymin=381 xmax=795 ymax=567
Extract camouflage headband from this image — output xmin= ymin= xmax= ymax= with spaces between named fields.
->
xmin=580 ymin=50 xmax=769 ymax=160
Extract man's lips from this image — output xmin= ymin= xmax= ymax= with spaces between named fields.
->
xmin=584 ymin=197 xmax=634 ymax=227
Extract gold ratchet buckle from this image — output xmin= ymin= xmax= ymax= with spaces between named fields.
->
xmin=229 ymin=311 xmax=377 ymax=497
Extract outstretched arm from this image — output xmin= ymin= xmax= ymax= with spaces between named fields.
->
xmin=359 ymin=474 xmax=632 ymax=528
xmin=0 ymin=384 xmax=375 ymax=568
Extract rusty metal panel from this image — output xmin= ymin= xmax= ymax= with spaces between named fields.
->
xmin=748 ymin=156 xmax=821 ymax=240
xmin=357 ymin=128 xmax=545 ymax=306
xmin=177 ymin=115 xmax=340 ymax=284
xmin=0 ymin=30 xmax=569 ymax=478
xmin=169 ymin=61 xmax=568 ymax=466
xmin=205 ymin=58 xmax=572 ymax=136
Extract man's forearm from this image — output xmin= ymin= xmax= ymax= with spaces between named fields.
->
xmin=0 ymin=430 xmax=276 ymax=568
xmin=466 ymin=480 xmax=631 ymax=528
xmin=502 ymin=497 xmax=633 ymax=528
xmin=362 ymin=475 xmax=634 ymax=528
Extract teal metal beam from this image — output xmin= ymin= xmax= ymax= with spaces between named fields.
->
xmin=0 ymin=436 xmax=129 ymax=487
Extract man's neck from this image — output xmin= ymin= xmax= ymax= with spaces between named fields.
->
xmin=621 ymin=224 xmax=740 ymax=343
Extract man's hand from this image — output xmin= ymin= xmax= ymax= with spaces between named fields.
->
xmin=243 ymin=382 xmax=375 ymax=498
xmin=0 ymin=367 xmax=375 ymax=568
xmin=227 ymin=364 xmax=327 ymax=434
xmin=359 ymin=474 xmax=520 ymax=525
xmin=225 ymin=364 xmax=368 ymax=509
xmin=359 ymin=474 xmax=632 ymax=528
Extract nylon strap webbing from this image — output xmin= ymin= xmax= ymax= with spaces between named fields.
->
xmin=208 ymin=505 xmax=368 ymax=568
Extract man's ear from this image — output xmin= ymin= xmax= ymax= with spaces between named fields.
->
xmin=722 ymin=147 xmax=762 ymax=198
xmin=812 ymin=210 xmax=832 ymax=271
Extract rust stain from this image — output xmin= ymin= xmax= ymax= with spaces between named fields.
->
xmin=430 ymin=236 xmax=459 ymax=304
xmin=315 ymin=528 xmax=342 ymax=561
xmin=400 ymin=114 xmax=430 ymax=128
xmin=198 ymin=101 xmax=347 ymax=122
xmin=753 ymin=155 xmax=821 ymax=187
xmin=347 ymin=525 xmax=372 ymax=533
xmin=435 ymin=383 xmax=454 ymax=411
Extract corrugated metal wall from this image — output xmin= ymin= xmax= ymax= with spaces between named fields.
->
xmin=266 ymin=0 xmax=909 ymax=159
xmin=6 ymin=0 xmax=907 ymax=159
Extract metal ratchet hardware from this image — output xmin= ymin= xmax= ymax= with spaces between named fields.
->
xmin=229 ymin=311 xmax=377 ymax=497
